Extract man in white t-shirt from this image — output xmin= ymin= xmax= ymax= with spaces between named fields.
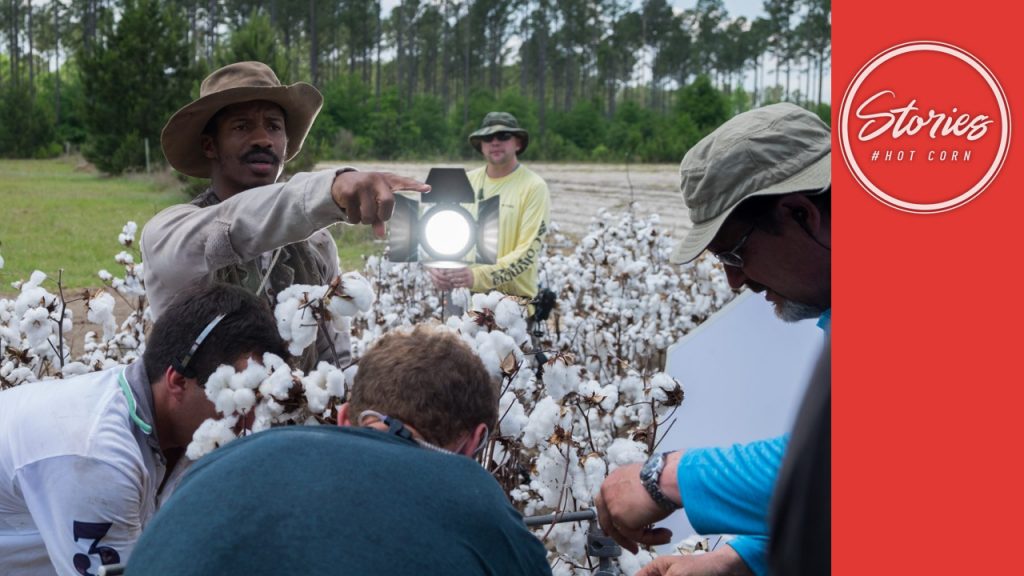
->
xmin=0 ymin=283 xmax=287 ymax=575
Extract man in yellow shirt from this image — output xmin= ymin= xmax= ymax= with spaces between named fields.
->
xmin=429 ymin=112 xmax=551 ymax=302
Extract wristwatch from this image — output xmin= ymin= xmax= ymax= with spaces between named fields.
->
xmin=639 ymin=452 xmax=682 ymax=512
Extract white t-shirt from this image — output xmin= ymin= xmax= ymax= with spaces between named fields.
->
xmin=0 ymin=364 xmax=170 ymax=575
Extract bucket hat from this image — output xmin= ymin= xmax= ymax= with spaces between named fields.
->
xmin=671 ymin=103 xmax=831 ymax=264
xmin=469 ymin=112 xmax=529 ymax=154
xmin=161 ymin=61 xmax=323 ymax=178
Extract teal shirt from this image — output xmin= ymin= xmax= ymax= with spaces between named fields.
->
xmin=679 ymin=308 xmax=831 ymax=575
xmin=127 ymin=426 xmax=552 ymax=575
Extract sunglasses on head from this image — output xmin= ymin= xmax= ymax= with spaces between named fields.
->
xmin=481 ymin=132 xmax=514 ymax=143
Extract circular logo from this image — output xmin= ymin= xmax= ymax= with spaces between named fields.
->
xmin=838 ymin=41 xmax=1011 ymax=213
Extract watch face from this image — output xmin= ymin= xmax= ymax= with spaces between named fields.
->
xmin=641 ymin=454 xmax=661 ymax=483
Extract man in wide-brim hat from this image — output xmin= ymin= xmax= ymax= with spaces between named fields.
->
xmin=428 ymin=111 xmax=550 ymax=303
xmin=141 ymin=61 xmax=430 ymax=370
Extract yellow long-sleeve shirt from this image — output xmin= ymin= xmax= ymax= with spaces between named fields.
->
xmin=466 ymin=164 xmax=551 ymax=300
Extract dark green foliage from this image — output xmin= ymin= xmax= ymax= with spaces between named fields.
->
xmin=215 ymin=12 xmax=291 ymax=82
xmin=0 ymin=84 xmax=58 ymax=158
xmin=675 ymin=76 xmax=729 ymax=137
xmin=78 ymin=0 xmax=198 ymax=174
xmin=1 ymin=0 xmax=829 ymax=164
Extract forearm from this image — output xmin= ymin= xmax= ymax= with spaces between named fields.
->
xmin=141 ymin=169 xmax=347 ymax=315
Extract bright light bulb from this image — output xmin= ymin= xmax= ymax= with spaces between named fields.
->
xmin=423 ymin=209 xmax=472 ymax=256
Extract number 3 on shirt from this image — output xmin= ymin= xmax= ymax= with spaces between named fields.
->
xmin=72 ymin=521 xmax=121 ymax=576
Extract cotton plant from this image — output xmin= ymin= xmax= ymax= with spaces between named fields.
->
xmin=1 ymin=208 xmax=736 ymax=575
xmin=0 ymin=271 xmax=73 ymax=388
xmin=274 ymin=272 xmax=374 ymax=356
xmin=185 ymin=274 xmax=375 ymax=459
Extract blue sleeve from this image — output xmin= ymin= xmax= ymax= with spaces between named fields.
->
xmin=727 ymin=536 xmax=769 ymax=576
xmin=677 ymin=435 xmax=788 ymax=576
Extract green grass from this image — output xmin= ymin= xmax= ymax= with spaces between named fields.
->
xmin=0 ymin=157 xmax=377 ymax=290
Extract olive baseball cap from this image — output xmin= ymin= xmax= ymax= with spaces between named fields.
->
xmin=671 ymin=103 xmax=831 ymax=264
xmin=469 ymin=112 xmax=529 ymax=154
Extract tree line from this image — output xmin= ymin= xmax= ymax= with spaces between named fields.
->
xmin=1 ymin=0 xmax=830 ymax=173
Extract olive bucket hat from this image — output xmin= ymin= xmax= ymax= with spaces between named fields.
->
xmin=671 ymin=103 xmax=831 ymax=264
xmin=161 ymin=61 xmax=324 ymax=178
xmin=469 ymin=111 xmax=530 ymax=154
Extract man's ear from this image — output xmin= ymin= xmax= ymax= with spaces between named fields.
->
xmin=201 ymin=133 xmax=218 ymax=160
xmin=458 ymin=423 xmax=489 ymax=457
xmin=777 ymin=193 xmax=821 ymax=235
xmin=163 ymin=365 xmax=191 ymax=402
xmin=337 ymin=403 xmax=353 ymax=427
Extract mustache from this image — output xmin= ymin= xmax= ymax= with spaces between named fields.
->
xmin=242 ymin=149 xmax=280 ymax=164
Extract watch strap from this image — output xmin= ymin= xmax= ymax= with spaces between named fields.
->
xmin=640 ymin=452 xmax=681 ymax=512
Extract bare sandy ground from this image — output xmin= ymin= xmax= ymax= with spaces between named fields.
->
xmin=316 ymin=161 xmax=692 ymax=240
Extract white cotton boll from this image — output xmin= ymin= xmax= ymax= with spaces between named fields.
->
xmin=232 ymin=388 xmax=257 ymax=412
xmin=543 ymin=358 xmax=580 ymax=401
xmin=186 ymin=415 xmax=239 ymax=460
xmin=4 ymin=366 xmax=36 ymax=386
xmin=14 ymin=285 xmax=54 ymax=316
xmin=493 ymin=298 xmax=524 ymax=329
xmin=274 ymin=297 xmax=299 ymax=343
xmin=649 ymin=372 xmax=680 ymax=403
xmin=445 ymin=315 xmax=462 ymax=331
xmin=480 ymin=290 xmax=503 ymax=311
xmin=114 ymin=251 xmax=134 ymax=265
xmin=203 ymin=365 xmax=236 ymax=399
xmin=86 ymin=291 xmax=117 ymax=340
xmin=286 ymin=309 xmax=318 ymax=356
xmin=498 ymin=392 xmax=529 ymax=438
xmin=302 ymin=371 xmax=330 ymax=414
xmin=339 ymin=272 xmax=374 ymax=312
xmin=531 ymin=444 xmax=573 ymax=508
xmin=262 ymin=352 xmax=286 ymax=371
xmin=470 ymin=292 xmax=490 ymax=311
xmin=215 ymin=388 xmax=237 ymax=415
xmin=230 ymin=360 xmax=267 ymax=390
xmin=26 ymin=271 xmax=47 ymax=289
xmin=19 ymin=307 xmax=52 ymax=348
xmin=509 ymin=364 xmax=537 ymax=394
xmin=325 ymin=367 xmax=346 ymax=398
xmin=574 ymin=455 xmax=608 ymax=503
xmin=472 ymin=332 xmax=502 ymax=380
xmin=0 ymin=253 xmax=4 ymax=269
xmin=547 ymin=516 xmax=589 ymax=561
xmin=616 ymin=548 xmax=655 ymax=576
xmin=522 ymin=396 xmax=565 ymax=449
xmin=259 ymin=364 xmax=296 ymax=400
xmin=343 ymin=364 xmax=358 ymax=389
xmin=605 ymin=438 xmax=649 ymax=470
xmin=598 ymin=384 xmax=619 ymax=412
xmin=59 ymin=362 xmax=91 ymax=378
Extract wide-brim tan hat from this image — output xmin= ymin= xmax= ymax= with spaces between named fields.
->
xmin=469 ymin=111 xmax=529 ymax=154
xmin=671 ymin=103 xmax=831 ymax=264
xmin=161 ymin=61 xmax=323 ymax=178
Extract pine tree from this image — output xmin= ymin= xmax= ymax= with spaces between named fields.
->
xmin=78 ymin=0 xmax=198 ymax=174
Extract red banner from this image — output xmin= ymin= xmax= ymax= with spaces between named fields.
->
xmin=836 ymin=3 xmax=1022 ymax=574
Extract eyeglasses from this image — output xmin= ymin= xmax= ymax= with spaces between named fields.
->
xmin=712 ymin=224 xmax=756 ymax=268
xmin=480 ymin=132 xmax=514 ymax=143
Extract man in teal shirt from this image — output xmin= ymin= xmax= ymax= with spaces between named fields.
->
xmin=595 ymin=103 xmax=831 ymax=576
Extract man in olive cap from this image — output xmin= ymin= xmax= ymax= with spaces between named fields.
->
xmin=142 ymin=61 xmax=430 ymax=371
xmin=595 ymin=103 xmax=831 ymax=576
xmin=427 ymin=112 xmax=551 ymax=303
